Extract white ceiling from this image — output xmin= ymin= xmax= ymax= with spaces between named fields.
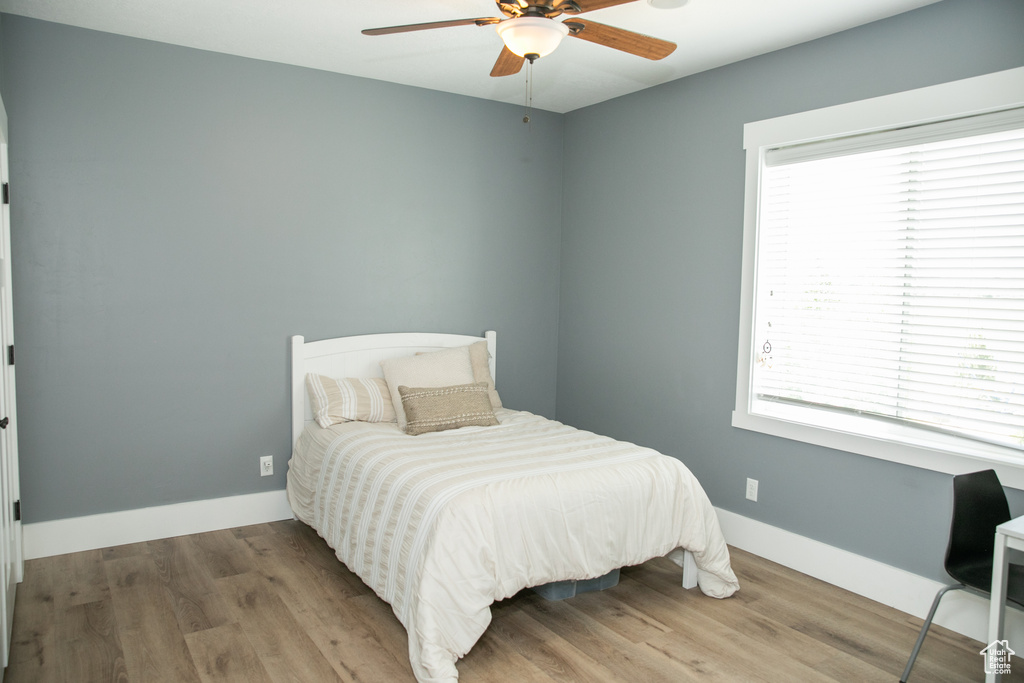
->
xmin=0 ymin=0 xmax=942 ymax=113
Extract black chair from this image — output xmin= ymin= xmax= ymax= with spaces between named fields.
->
xmin=901 ymin=469 xmax=1024 ymax=682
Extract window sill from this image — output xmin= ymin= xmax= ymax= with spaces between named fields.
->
xmin=732 ymin=408 xmax=1024 ymax=490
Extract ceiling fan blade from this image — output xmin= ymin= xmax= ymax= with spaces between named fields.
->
xmin=567 ymin=19 xmax=676 ymax=59
xmin=558 ymin=0 xmax=637 ymax=13
xmin=490 ymin=46 xmax=526 ymax=77
xmin=362 ymin=17 xmax=499 ymax=36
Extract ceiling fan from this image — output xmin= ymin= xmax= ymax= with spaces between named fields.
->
xmin=362 ymin=0 xmax=677 ymax=77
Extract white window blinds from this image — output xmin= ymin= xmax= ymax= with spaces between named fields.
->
xmin=752 ymin=107 xmax=1024 ymax=453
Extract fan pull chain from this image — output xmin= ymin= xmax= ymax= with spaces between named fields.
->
xmin=523 ymin=55 xmax=534 ymax=125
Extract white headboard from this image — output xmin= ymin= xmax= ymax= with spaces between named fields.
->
xmin=291 ymin=331 xmax=496 ymax=447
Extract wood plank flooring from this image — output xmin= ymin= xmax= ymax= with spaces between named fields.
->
xmin=3 ymin=519 xmax=1012 ymax=682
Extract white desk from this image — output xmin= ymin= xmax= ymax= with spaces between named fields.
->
xmin=987 ymin=516 xmax=1024 ymax=682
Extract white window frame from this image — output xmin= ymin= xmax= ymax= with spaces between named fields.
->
xmin=733 ymin=67 xmax=1024 ymax=489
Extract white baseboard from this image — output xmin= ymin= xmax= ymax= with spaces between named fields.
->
xmin=22 ymin=489 xmax=293 ymax=560
xmin=715 ymin=507 xmax=1024 ymax=646
xmin=19 ymin=492 xmax=1020 ymax=646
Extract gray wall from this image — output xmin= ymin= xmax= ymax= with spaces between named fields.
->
xmin=557 ymin=0 xmax=1024 ymax=582
xmin=1 ymin=15 xmax=563 ymax=523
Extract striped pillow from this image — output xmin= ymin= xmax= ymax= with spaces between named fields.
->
xmin=305 ymin=374 xmax=397 ymax=427
xmin=467 ymin=341 xmax=502 ymax=410
xmin=398 ymin=382 xmax=499 ymax=436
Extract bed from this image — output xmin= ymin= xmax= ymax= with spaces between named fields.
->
xmin=286 ymin=330 xmax=739 ymax=683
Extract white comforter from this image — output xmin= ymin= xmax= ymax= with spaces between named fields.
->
xmin=286 ymin=409 xmax=739 ymax=682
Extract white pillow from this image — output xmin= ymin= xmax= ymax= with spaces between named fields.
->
xmin=381 ymin=345 xmax=475 ymax=431
xmin=418 ymin=341 xmax=502 ymax=410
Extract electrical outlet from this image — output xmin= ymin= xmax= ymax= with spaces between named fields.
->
xmin=746 ymin=478 xmax=759 ymax=502
xmin=260 ymin=455 xmax=274 ymax=477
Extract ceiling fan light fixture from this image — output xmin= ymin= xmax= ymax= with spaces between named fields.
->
xmin=495 ymin=17 xmax=569 ymax=59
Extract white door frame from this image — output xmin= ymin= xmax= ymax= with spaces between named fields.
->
xmin=0 ymin=94 xmax=23 ymax=672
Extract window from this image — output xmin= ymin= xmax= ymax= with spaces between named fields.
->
xmin=734 ymin=68 xmax=1024 ymax=487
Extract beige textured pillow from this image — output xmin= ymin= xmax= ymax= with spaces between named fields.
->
xmin=468 ymin=340 xmax=502 ymax=410
xmin=399 ymin=383 xmax=499 ymax=436
xmin=305 ymin=374 xmax=396 ymax=427
xmin=381 ymin=345 xmax=475 ymax=431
